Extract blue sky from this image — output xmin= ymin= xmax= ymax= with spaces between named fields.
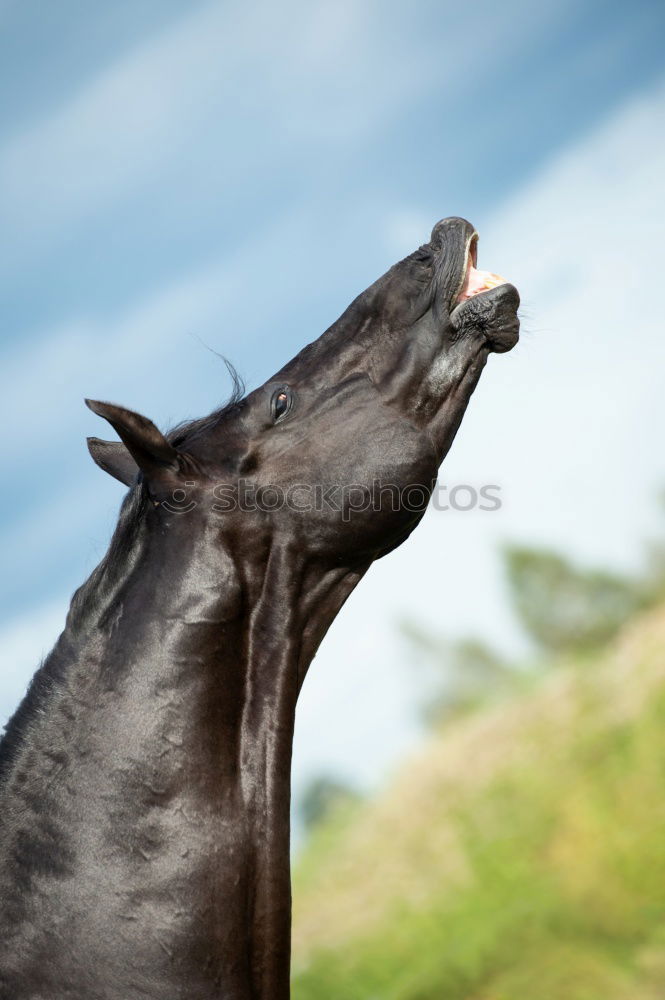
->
xmin=2 ymin=0 xmax=665 ymax=809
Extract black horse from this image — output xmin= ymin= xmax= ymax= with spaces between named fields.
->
xmin=0 ymin=218 xmax=519 ymax=999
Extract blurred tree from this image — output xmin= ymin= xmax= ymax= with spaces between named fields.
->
xmin=502 ymin=544 xmax=648 ymax=654
xmin=400 ymin=622 xmax=517 ymax=727
xmin=299 ymin=776 xmax=361 ymax=832
xmin=400 ymin=495 xmax=665 ymax=726
xmin=642 ymin=488 xmax=665 ymax=601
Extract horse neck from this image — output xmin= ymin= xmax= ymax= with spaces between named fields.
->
xmin=7 ymin=526 xmax=362 ymax=806
xmin=0 ymin=518 xmax=364 ymax=997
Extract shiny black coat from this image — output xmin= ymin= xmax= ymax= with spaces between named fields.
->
xmin=0 ymin=218 xmax=519 ymax=999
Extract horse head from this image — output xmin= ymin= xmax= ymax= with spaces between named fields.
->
xmin=87 ymin=217 xmax=519 ymax=579
xmin=0 ymin=215 xmax=519 ymax=999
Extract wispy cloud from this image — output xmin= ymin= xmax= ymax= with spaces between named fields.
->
xmin=3 ymin=1 xmax=665 ymax=802
xmin=294 ymin=74 xmax=665 ymax=792
xmin=0 ymin=0 xmax=578 ymax=258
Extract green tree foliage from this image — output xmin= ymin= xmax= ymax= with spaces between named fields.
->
xmin=293 ymin=644 xmax=665 ymax=1000
xmin=503 ymin=544 xmax=648 ymax=654
xmin=400 ymin=622 xmax=516 ymax=726
xmin=402 ymin=534 xmax=663 ymax=727
xmin=299 ymin=775 xmax=360 ymax=832
xmin=643 ymin=489 xmax=665 ymax=599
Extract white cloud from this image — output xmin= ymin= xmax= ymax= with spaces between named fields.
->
xmin=0 ymin=0 xmax=388 ymax=234
xmin=0 ymin=0 xmax=576 ymax=250
xmin=0 ymin=203 xmax=316 ymax=466
xmin=3 ymin=61 xmax=664 ymax=810
xmin=293 ymin=73 xmax=665 ymax=796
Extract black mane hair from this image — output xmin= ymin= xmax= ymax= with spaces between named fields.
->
xmin=168 ymin=357 xmax=246 ymax=448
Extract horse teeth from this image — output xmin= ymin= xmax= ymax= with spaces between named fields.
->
xmin=457 ymin=266 xmax=508 ymax=302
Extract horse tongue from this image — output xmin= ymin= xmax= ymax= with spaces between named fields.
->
xmin=457 ymin=265 xmax=507 ymax=303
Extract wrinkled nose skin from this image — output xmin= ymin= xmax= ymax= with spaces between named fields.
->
xmin=452 ymin=280 xmax=520 ymax=353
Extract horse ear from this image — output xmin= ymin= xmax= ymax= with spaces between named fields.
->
xmin=85 ymin=399 xmax=181 ymax=483
xmin=87 ymin=437 xmax=139 ymax=486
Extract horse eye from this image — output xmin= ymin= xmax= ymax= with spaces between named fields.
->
xmin=272 ymin=388 xmax=292 ymax=422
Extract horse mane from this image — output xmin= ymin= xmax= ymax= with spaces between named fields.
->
xmin=0 ymin=364 xmax=246 ymax=782
xmin=168 ymin=356 xmax=246 ymax=447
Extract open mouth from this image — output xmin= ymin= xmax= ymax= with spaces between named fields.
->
xmin=455 ymin=233 xmax=508 ymax=304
